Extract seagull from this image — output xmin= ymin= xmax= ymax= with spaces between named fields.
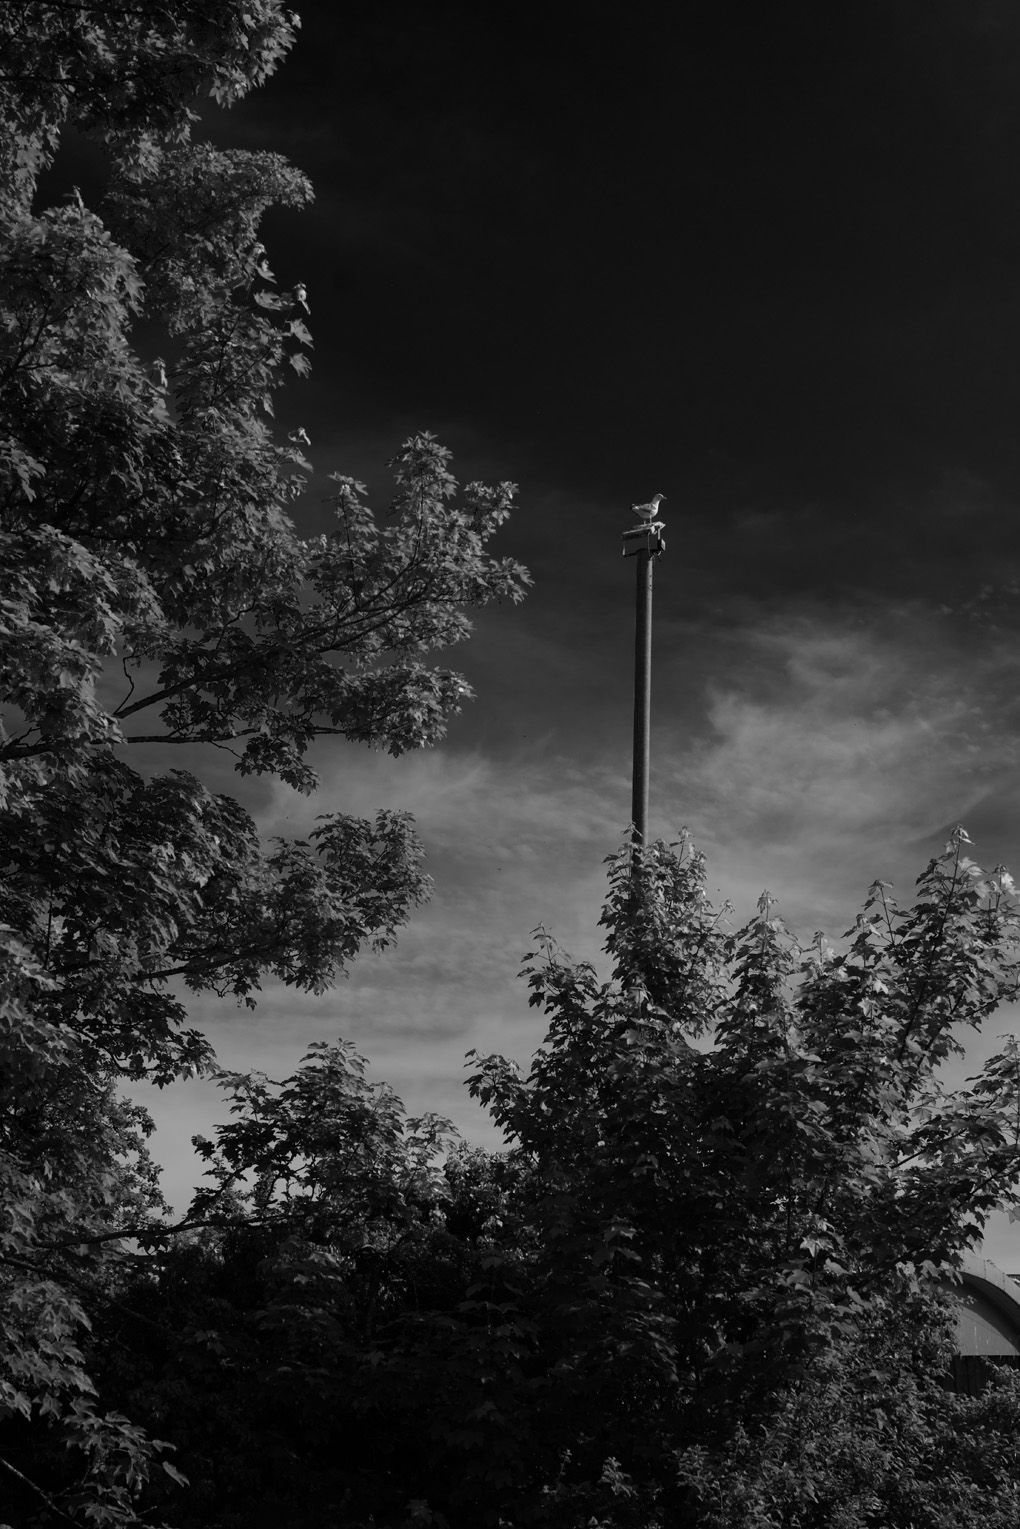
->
xmin=631 ymin=493 xmax=666 ymax=522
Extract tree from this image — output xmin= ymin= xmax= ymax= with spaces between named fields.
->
xmin=463 ymin=828 xmax=1020 ymax=1525
xmin=0 ymin=3 xmax=528 ymax=1520
xmin=74 ymin=1044 xmax=534 ymax=1529
xmin=46 ymin=830 xmax=1020 ymax=1529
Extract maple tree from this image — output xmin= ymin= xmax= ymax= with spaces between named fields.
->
xmin=0 ymin=2 xmax=527 ymax=1520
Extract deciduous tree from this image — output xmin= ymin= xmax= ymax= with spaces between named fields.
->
xmin=464 ymin=828 xmax=1020 ymax=1525
xmin=61 ymin=831 xmax=1020 ymax=1529
xmin=0 ymin=3 xmax=527 ymax=1519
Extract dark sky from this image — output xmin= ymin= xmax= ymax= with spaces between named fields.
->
xmin=67 ymin=0 xmax=1020 ymax=1258
xmin=199 ymin=0 xmax=1020 ymax=748
xmin=234 ymin=0 xmax=1020 ymax=515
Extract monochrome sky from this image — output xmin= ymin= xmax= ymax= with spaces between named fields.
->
xmin=51 ymin=0 xmax=1020 ymax=1262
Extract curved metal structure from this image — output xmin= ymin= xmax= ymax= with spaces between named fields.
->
xmin=955 ymin=1253 xmax=1020 ymax=1358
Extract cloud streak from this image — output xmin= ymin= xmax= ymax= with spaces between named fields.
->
xmin=654 ymin=603 xmax=1020 ymax=926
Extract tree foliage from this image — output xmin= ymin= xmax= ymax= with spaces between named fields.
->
xmin=16 ymin=829 xmax=1020 ymax=1529
xmin=0 ymin=3 xmax=527 ymax=1520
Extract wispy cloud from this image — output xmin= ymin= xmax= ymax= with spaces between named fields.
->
xmin=654 ymin=603 xmax=1020 ymax=931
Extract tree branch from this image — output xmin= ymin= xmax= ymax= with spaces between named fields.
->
xmin=0 ymin=1453 xmax=80 ymax=1526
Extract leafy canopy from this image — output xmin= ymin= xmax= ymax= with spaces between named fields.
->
xmin=0 ymin=3 xmax=527 ymax=1521
xmin=49 ymin=830 xmax=1020 ymax=1529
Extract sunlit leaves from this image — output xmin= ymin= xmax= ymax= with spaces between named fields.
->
xmin=0 ymin=3 xmax=528 ymax=1521
xmin=0 ymin=2 xmax=302 ymax=210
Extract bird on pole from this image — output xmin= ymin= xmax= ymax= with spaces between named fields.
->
xmin=631 ymin=492 xmax=666 ymax=523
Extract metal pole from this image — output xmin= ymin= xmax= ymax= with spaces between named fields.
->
xmin=632 ymin=544 xmax=652 ymax=846
xmin=622 ymin=494 xmax=665 ymax=847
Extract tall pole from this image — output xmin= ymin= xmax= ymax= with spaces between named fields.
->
xmin=622 ymin=494 xmax=665 ymax=847
xmin=632 ymin=545 xmax=652 ymax=845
